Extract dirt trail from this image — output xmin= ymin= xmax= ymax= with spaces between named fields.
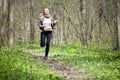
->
xmin=28 ymin=50 xmax=89 ymax=80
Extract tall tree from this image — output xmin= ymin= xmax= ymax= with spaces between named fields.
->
xmin=29 ymin=0 xmax=35 ymax=44
xmin=8 ymin=0 xmax=14 ymax=47
xmin=0 ymin=0 xmax=9 ymax=47
xmin=117 ymin=0 xmax=120 ymax=50
xmin=118 ymin=15 xmax=120 ymax=50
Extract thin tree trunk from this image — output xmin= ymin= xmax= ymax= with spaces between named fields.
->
xmin=117 ymin=15 xmax=120 ymax=50
xmin=0 ymin=0 xmax=9 ymax=47
xmin=0 ymin=0 xmax=3 ymax=46
xmin=112 ymin=0 xmax=119 ymax=50
xmin=8 ymin=0 xmax=14 ymax=47
xmin=29 ymin=0 xmax=35 ymax=44
xmin=117 ymin=1 xmax=120 ymax=50
xmin=60 ymin=23 xmax=63 ymax=45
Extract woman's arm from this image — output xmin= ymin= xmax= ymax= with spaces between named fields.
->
xmin=38 ymin=16 xmax=45 ymax=30
xmin=51 ymin=17 xmax=57 ymax=28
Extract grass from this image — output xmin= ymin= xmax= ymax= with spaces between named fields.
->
xmin=27 ymin=44 xmax=120 ymax=80
xmin=1 ymin=43 xmax=120 ymax=80
xmin=0 ymin=46 xmax=64 ymax=80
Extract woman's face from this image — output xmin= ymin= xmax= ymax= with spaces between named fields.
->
xmin=44 ymin=9 xmax=50 ymax=15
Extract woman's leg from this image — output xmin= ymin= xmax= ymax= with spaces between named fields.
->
xmin=40 ymin=32 xmax=45 ymax=47
xmin=45 ymin=32 xmax=52 ymax=58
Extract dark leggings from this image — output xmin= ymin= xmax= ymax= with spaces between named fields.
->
xmin=40 ymin=31 xmax=52 ymax=57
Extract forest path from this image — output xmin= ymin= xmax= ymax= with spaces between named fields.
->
xmin=28 ymin=50 xmax=90 ymax=80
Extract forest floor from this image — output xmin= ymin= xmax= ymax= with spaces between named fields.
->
xmin=28 ymin=50 xmax=90 ymax=80
xmin=1 ymin=45 xmax=119 ymax=80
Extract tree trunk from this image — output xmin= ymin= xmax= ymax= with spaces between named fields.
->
xmin=117 ymin=1 xmax=120 ymax=50
xmin=60 ymin=22 xmax=63 ymax=45
xmin=52 ymin=27 xmax=57 ymax=45
xmin=0 ymin=0 xmax=9 ymax=47
xmin=8 ymin=0 xmax=14 ymax=47
xmin=112 ymin=0 xmax=120 ymax=50
xmin=117 ymin=15 xmax=120 ymax=50
xmin=0 ymin=0 xmax=3 ymax=46
xmin=29 ymin=0 xmax=35 ymax=44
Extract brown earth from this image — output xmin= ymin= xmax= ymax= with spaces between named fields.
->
xmin=28 ymin=50 xmax=90 ymax=80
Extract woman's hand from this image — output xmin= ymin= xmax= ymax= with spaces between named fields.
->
xmin=53 ymin=20 xmax=58 ymax=23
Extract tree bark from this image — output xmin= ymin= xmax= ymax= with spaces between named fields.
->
xmin=117 ymin=1 xmax=120 ymax=50
xmin=29 ymin=0 xmax=35 ymax=44
xmin=0 ymin=0 xmax=9 ymax=47
xmin=8 ymin=0 xmax=14 ymax=47
xmin=117 ymin=15 xmax=120 ymax=50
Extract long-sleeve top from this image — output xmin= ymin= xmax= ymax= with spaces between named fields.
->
xmin=38 ymin=16 xmax=56 ymax=31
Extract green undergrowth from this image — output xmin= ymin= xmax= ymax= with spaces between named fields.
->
xmin=27 ymin=44 xmax=120 ymax=80
xmin=0 ymin=46 xmax=64 ymax=80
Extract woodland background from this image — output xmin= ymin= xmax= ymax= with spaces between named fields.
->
xmin=0 ymin=0 xmax=120 ymax=80
xmin=0 ymin=0 xmax=120 ymax=50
